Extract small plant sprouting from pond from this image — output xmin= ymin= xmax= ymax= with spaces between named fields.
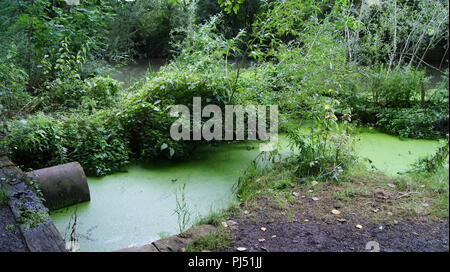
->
xmin=254 ymin=149 xmax=283 ymax=170
xmin=288 ymin=123 xmax=356 ymax=182
xmin=173 ymin=183 xmax=192 ymax=233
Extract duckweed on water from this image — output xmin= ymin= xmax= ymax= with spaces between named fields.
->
xmin=50 ymin=141 xmax=260 ymax=252
xmin=50 ymin=130 xmax=442 ymax=251
xmin=354 ymin=129 xmax=441 ymax=176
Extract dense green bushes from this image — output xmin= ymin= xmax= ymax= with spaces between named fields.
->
xmin=2 ymin=114 xmax=66 ymax=171
xmin=367 ymin=67 xmax=425 ymax=108
xmin=42 ymin=76 xmax=120 ymax=111
xmin=1 ymin=0 xmax=448 ymax=180
xmin=1 ymin=15 xmax=241 ymax=175
xmin=413 ymin=137 xmax=449 ymax=173
xmin=2 ymin=64 xmax=233 ymax=174
xmin=1 ymin=22 xmax=239 ymax=174
xmin=118 ymin=87 xmax=191 ymax=161
xmin=0 ymin=0 xmax=114 ymax=87
xmin=348 ymin=67 xmax=449 ymax=139
xmin=376 ymin=107 xmax=447 ymax=139
xmin=62 ymin=110 xmax=129 ymax=176
xmin=2 ymin=111 xmax=129 ymax=176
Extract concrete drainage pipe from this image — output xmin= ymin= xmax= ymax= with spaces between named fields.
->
xmin=26 ymin=162 xmax=90 ymax=210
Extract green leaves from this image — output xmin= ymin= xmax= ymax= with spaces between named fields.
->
xmin=168 ymin=0 xmax=245 ymax=14
xmin=42 ymin=75 xmax=120 ymax=111
xmin=217 ymin=0 xmax=245 ymax=14
xmin=2 ymin=110 xmax=130 ymax=176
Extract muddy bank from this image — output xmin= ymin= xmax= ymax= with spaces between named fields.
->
xmin=227 ymin=212 xmax=448 ymax=252
xmin=224 ymin=181 xmax=449 ymax=253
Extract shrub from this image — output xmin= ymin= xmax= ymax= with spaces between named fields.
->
xmin=118 ymin=94 xmax=192 ymax=161
xmin=43 ymin=75 xmax=120 ymax=111
xmin=118 ymin=67 xmax=229 ymax=160
xmin=116 ymin=17 xmax=243 ymax=161
xmin=347 ymin=67 xmax=448 ymax=139
xmin=2 ymin=113 xmax=66 ymax=171
xmin=288 ymin=126 xmax=356 ymax=181
xmin=83 ymin=76 xmax=121 ymax=107
xmin=43 ymin=77 xmax=87 ymax=110
xmin=376 ymin=107 xmax=446 ymax=139
xmin=287 ymin=97 xmax=355 ymax=181
xmin=62 ymin=110 xmax=129 ymax=176
xmin=2 ymin=110 xmax=129 ymax=176
xmin=365 ymin=67 xmax=426 ymax=108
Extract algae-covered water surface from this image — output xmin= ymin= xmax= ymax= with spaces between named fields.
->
xmin=354 ymin=129 xmax=441 ymax=176
xmin=50 ymin=142 xmax=260 ymax=252
xmin=50 ymin=130 xmax=441 ymax=252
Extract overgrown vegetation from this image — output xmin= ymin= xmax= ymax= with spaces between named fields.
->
xmin=0 ymin=0 xmax=448 ymax=234
xmin=1 ymin=1 xmax=448 ymax=178
xmin=0 ymin=0 xmax=447 ymax=254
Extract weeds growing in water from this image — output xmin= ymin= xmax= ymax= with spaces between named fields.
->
xmin=173 ymin=183 xmax=192 ymax=233
xmin=234 ymin=148 xmax=286 ymax=202
xmin=287 ymin=121 xmax=356 ymax=182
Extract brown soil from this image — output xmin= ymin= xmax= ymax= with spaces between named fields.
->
xmin=225 ymin=192 xmax=449 ymax=252
xmin=227 ymin=213 xmax=448 ymax=252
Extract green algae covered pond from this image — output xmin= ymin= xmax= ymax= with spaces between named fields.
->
xmin=50 ymin=141 xmax=261 ymax=252
xmin=50 ymin=130 xmax=442 ymax=252
xmin=354 ymin=128 xmax=441 ymax=176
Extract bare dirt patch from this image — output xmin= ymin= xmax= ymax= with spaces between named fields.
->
xmin=224 ymin=176 xmax=449 ymax=252
xmin=227 ymin=209 xmax=448 ymax=252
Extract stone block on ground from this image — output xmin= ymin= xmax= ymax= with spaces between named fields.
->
xmin=115 ymin=243 xmax=159 ymax=252
xmin=114 ymin=224 xmax=217 ymax=252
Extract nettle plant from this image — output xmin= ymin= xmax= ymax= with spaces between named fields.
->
xmin=287 ymin=96 xmax=355 ymax=182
